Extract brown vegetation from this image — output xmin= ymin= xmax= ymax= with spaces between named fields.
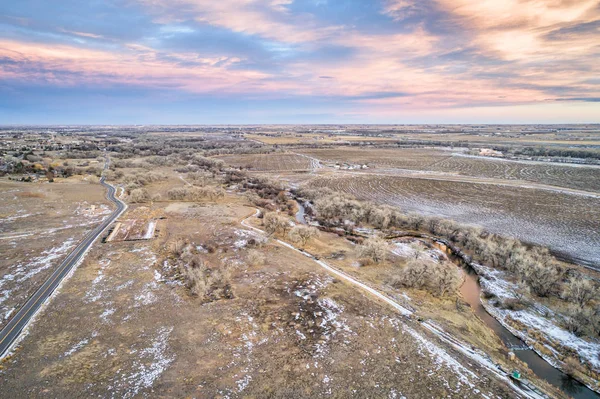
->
xmin=288 ymin=225 xmax=319 ymax=247
xmin=357 ymin=237 xmax=388 ymax=265
xmin=391 ymin=258 xmax=462 ymax=297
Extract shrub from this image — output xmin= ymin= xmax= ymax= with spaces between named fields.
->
xmin=247 ymin=249 xmax=266 ymax=266
xmin=263 ymin=213 xmax=291 ymax=236
xmin=183 ymin=259 xmax=208 ymax=296
xmin=167 ymin=186 xmax=225 ymax=201
xmin=499 ymin=298 xmax=528 ymax=311
xmin=524 ymin=264 xmax=561 ymax=297
xmin=175 ymin=247 xmax=232 ymax=301
xmin=392 ymin=258 xmax=462 ymax=297
xmin=357 ymin=237 xmax=388 ymax=265
xmin=563 ymin=356 xmax=582 ymax=377
xmin=129 ymin=188 xmax=150 ymax=203
xmin=562 ymin=306 xmax=597 ymax=337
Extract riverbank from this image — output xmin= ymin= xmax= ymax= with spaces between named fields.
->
xmin=293 ymin=200 xmax=600 ymax=398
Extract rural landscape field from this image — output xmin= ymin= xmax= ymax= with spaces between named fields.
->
xmin=0 ymin=125 xmax=599 ymax=399
xmin=2 ymin=0 xmax=600 ymax=397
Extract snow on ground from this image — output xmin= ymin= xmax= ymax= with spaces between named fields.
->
xmin=17 ymin=238 xmax=76 ymax=282
xmin=143 ymin=220 xmax=156 ymax=240
xmin=405 ymin=326 xmax=478 ymax=391
xmin=0 ymin=211 xmax=40 ymax=223
xmin=475 ymin=263 xmax=600 ymax=372
xmin=100 ymin=307 xmax=116 ymax=323
xmin=109 ymin=326 xmax=175 ymax=399
xmin=0 ymin=238 xmax=76 ymax=316
xmin=233 ymin=228 xmax=266 ymax=249
xmin=314 ymin=297 xmax=353 ymax=357
xmin=130 ymin=246 xmax=157 ymax=270
xmin=63 ymin=338 xmax=90 ymax=358
xmin=85 ymin=259 xmax=112 ymax=303
xmin=134 ymin=282 xmax=159 ymax=307
xmin=391 ymin=241 xmax=446 ymax=263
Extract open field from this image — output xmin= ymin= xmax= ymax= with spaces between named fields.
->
xmin=216 ymin=153 xmax=320 ymax=171
xmin=308 ymin=174 xmax=600 ymax=267
xmin=0 ymin=180 xmax=111 ymax=328
xmin=246 ymin=133 xmax=400 ymax=145
xmin=297 ymin=147 xmax=600 ymax=192
xmin=1 ymin=192 xmax=519 ymax=398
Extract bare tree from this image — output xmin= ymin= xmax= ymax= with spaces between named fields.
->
xmin=434 ymin=266 xmax=463 ymax=297
xmin=510 ymin=280 xmax=531 ymax=304
xmin=562 ymin=305 xmax=597 ymax=337
xmin=393 ymin=259 xmax=462 ymax=297
xmin=129 ymin=188 xmax=150 ymax=203
xmin=288 ymin=225 xmax=319 ymax=247
xmin=358 ymin=237 xmax=388 ymax=265
xmin=525 ymin=264 xmax=561 ymax=297
xmin=562 ymin=278 xmax=597 ymax=308
xmin=263 ymin=213 xmax=291 ymax=236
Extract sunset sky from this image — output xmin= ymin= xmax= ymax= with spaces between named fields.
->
xmin=1 ymin=0 xmax=599 ymax=124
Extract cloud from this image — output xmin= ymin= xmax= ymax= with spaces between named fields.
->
xmin=57 ymin=28 xmax=104 ymax=39
xmin=137 ymin=0 xmax=341 ymax=43
xmin=0 ymin=0 xmax=598 ymax=122
xmin=0 ymin=39 xmax=270 ymax=94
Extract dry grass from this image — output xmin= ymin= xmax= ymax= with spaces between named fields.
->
xmin=16 ymin=191 xmax=45 ymax=198
xmin=1 ymin=177 xmax=518 ymax=398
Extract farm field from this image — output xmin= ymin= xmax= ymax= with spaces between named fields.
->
xmin=308 ymin=174 xmax=600 ymax=267
xmin=297 ymin=147 xmax=600 ymax=192
xmin=0 ymin=180 xmax=111 ymax=328
xmin=216 ymin=153 xmax=320 ymax=171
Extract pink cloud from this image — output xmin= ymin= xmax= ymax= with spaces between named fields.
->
xmin=0 ymin=40 xmax=271 ymax=93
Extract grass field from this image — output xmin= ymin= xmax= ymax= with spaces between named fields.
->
xmin=0 ymin=180 xmax=111 ymax=328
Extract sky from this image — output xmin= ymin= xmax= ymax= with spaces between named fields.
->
xmin=0 ymin=0 xmax=599 ymax=124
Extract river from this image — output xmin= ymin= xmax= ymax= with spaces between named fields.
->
xmin=294 ymin=201 xmax=599 ymax=398
xmin=451 ymin=247 xmax=599 ymax=399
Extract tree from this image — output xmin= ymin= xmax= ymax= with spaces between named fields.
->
xmin=562 ymin=278 xmax=597 ymax=308
xmin=434 ymin=266 xmax=463 ymax=297
xmin=358 ymin=237 xmax=388 ymax=265
xmin=288 ymin=225 xmax=319 ymax=247
xmin=510 ymin=281 xmax=531 ymax=304
xmin=525 ymin=264 xmax=561 ymax=297
xmin=562 ymin=305 xmax=597 ymax=337
xmin=263 ymin=213 xmax=291 ymax=236
xmin=130 ymin=188 xmax=150 ymax=203
xmin=393 ymin=259 xmax=462 ymax=297
xmin=394 ymin=259 xmax=429 ymax=289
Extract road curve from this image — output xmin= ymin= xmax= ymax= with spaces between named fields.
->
xmin=0 ymin=158 xmax=127 ymax=358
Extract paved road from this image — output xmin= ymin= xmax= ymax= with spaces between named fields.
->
xmin=0 ymin=159 xmax=126 ymax=357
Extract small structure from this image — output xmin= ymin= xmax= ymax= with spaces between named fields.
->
xmin=106 ymin=219 xmax=157 ymax=242
xmin=511 ymin=369 xmax=522 ymax=380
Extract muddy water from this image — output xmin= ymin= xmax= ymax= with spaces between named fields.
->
xmin=457 ymin=257 xmax=600 ymax=398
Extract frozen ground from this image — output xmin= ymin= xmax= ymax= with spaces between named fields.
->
xmin=0 ymin=185 xmax=112 ymax=328
xmin=310 ymin=175 xmax=600 ymax=268
xmin=475 ymin=263 xmax=600 ymax=373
